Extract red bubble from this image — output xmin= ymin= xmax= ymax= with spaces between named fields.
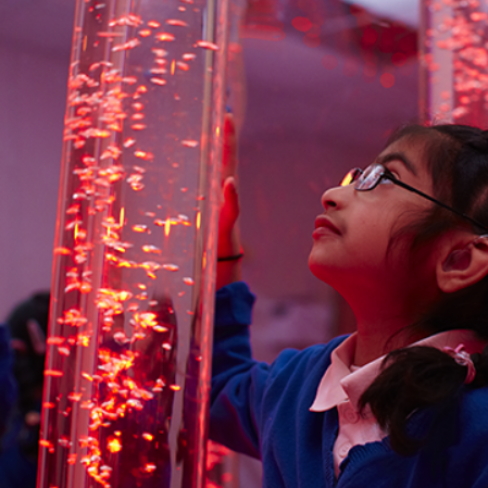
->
xmin=392 ymin=52 xmax=407 ymax=67
xmin=380 ymin=73 xmax=395 ymax=88
xmin=292 ymin=16 xmax=313 ymax=33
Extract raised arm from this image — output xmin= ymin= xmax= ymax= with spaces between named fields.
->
xmin=216 ymin=114 xmax=243 ymax=290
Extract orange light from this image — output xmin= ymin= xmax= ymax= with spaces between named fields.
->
xmin=107 ymin=437 xmax=122 ymax=453
xmin=119 ymin=207 xmax=125 ymax=226
xmin=44 ymin=370 xmax=63 ymax=377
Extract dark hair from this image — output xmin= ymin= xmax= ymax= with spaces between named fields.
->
xmin=358 ymin=124 xmax=488 ymax=455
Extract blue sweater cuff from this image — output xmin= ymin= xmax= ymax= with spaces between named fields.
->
xmin=215 ymin=282 xmax=256 ymax=327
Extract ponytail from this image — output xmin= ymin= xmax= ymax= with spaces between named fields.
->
xmin=358 ymin=345 xmax=488 ymax=455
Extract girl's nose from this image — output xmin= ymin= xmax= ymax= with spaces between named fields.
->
xmin=321 ymin=185 xmax=346 ymax=210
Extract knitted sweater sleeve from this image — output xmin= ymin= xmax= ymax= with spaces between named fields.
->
xmin=209 ymin=282 xmax=267 ymax=459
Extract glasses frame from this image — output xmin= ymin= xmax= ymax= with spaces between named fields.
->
xmin=342 ymin=164 xmax=488 ymax=233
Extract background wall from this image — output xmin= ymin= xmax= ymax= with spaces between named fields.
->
xmin=0 ymin=40 xmax=68 ymax=319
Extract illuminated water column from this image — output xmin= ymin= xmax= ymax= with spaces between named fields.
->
xmin=420 ymin=0 xmax=488 ymax=126
xmin=37 ymin=0 xmax=229 ymax=487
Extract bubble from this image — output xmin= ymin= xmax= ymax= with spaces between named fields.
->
xmin=166 ymin=19 xmax=189 ymax=27
xmin=131 ymin=124 xmax=147 ymax=131
xmin=176 ymin=61 xmax=190 ymax=71
xmin=181 ymin=139 xmax=198 ymax=147
xmin=155 ymin=32 xmax=175 ymax=42
xmin=123 ymin=138 xmax=136 ymax=148
xmin=106 ymin=437 xmax=122 ymax=453
xmin=45 ymin=370 xmax=63 ymax=377
xmin=195 ymin=40 xmax=218 ymax=51
xmin=142 ymin=245 xmax=162 ymax=254
xmin=150 ymin=77 xmax=167 ymax=86
xmin=58 ymin=346 xmax=71 ymax=356
xmin=132 ymin=224 xmax=149 ymax=233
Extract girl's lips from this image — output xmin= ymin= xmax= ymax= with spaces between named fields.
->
xmin=313 ymin=216 xmax=341 ymax=237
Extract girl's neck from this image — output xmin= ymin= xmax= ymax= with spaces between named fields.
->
xmin=352 ymin=311 xmax=428 ymax=367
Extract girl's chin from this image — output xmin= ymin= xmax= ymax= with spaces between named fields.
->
xmin=307 ymin=256 xmax=336 ymax=283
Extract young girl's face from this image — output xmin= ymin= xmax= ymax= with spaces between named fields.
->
xmin=309 ymin=136 xmax=440 ymax=301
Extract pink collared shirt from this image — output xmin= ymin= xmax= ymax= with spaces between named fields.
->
xmin=309 ymin=330 xmax=485 ymax=476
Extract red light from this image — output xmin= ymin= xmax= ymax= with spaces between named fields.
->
xmin=291 ymin=16 xmax=312 ymax=33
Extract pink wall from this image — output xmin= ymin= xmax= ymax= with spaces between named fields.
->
xmin=0 ymin=41 xmax=68 ymax=319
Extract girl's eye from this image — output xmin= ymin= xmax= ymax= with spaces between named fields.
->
xmin=381 ymin=166 xmax=400 ymax=183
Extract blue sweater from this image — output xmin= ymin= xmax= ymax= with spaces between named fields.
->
xmin=210 ymin=282 xmax=488 ymax=488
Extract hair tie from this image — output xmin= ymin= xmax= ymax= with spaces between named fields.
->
xmin=443 ymin=344 xmax=476 ymax=384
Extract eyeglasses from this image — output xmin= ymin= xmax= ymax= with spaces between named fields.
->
xmin=340 ymin=163 xmax=488 ymax=233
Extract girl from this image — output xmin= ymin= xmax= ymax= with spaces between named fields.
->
xmin=210 ymin=122 xmax=488 ymax=487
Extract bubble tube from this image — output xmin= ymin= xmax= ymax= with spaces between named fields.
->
xmin=420 ymin=0 xmax=488 ymax=126
xmin=37 ymin=0 xmax=229 ymax=486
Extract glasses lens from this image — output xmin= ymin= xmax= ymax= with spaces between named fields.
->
xmin=340 ymin=168 xmax=361 ymax=187
xmin=356 ymin=164 xmax=383 ymax=190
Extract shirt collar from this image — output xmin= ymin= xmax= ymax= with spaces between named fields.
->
xmin=310 ymin=329 xmax=485 ymax=412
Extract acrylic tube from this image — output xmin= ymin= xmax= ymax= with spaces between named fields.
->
xmin=37 ymin=0 xmax=229 ymax=486
xmin=420 ymin=0 xmax=488 ymax=126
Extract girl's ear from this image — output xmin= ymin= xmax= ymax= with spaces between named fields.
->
xmin=437 ymin=236 xmax=488 ymax=293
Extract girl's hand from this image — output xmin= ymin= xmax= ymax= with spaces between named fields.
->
xmin=217 ymin=114 xmax=242 ymax=289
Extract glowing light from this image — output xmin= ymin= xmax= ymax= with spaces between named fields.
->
xmin=380 ymin=73 xmax=395 ymax=88
xmin=107 ymin=437 xmax=122 ymax=453
xmin=291 ymin=16 xmax=312 ymax=32
xmin=132 ymin=224 xmax=148 ymax=232
xmin=123 ymin=138 xmax=136 ymax=148
xmin=181 ymin=139 xmax=198 ymax=147
xmin=166 ymin=19 xmax=188 ymax=26
xmin=54 ymin=247 xmax=71 ymax=255
xmin=155 ymin=32 xmax=175 ymax=42
xmin=195 ymin=40 xmax=218 ymax=51
xmin=142 ymin=245 xmax=162 ymax=254
xmin=47 ymin=337 xmax=65 ymax=346
xmin=150 ymin=77 xmax=167 ymax=86
xmin=177 ymin=61 xmax=190 ymax=71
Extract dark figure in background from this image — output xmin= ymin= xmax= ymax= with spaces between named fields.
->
xmin=0 ymin=291 xmax=50 ymax=488
xmin=0 ymin=324 xmax=16 ymax=437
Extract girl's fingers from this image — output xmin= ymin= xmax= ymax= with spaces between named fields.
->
xmin=222 ymin=113 xmax=237 ymax=179
xmin=219 ymin=176 xmax=240 ymax=233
